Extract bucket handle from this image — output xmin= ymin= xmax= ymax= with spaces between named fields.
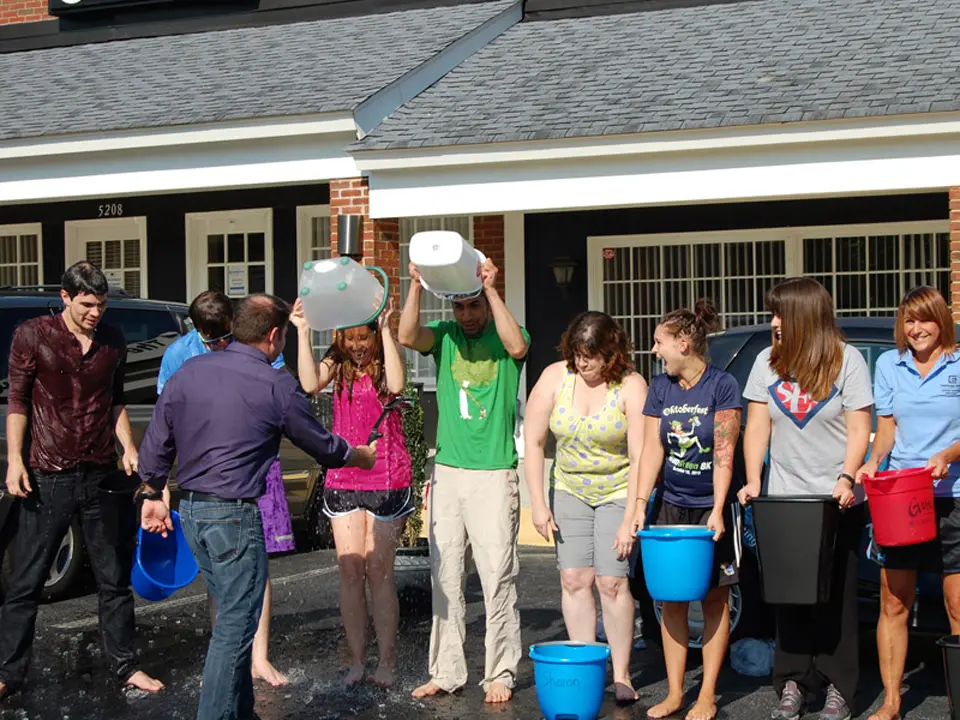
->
xmin=330 ymin=265 xmax=390 ymax=331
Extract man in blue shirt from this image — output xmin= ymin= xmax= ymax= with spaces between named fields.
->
xmin=139 ymin=295 xmax=377 ymax=720
xmin=158 ymin=291 xmax=285 ymax=395
xmin=158 ymin=290 xmax=289 ymax=687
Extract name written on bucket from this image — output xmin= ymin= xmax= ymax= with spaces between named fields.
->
xmin=541 ymin=673 xmax=580 ymax=689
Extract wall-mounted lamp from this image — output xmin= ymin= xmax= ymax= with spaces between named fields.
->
xmin=550 ymin=256 xmax=577 ymax=296
xmin=337 ymin=214 xmax=364 ymax=260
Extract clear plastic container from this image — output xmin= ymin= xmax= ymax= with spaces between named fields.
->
xmin=298 ymin=257 xmax=388 ymax=331
xmin=409 ymin=230 xmax=486 ymax=300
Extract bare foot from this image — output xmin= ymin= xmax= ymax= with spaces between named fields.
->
xmin=252 ymin=659 xmax=289 ymax=687
xmin=686 ymin=697 xmax=717 ymax=720
xmin=868 ymin=703 xmax=902 ymax=720
xmin=647 ymin=693 xmax=685 ymax=719
xmin=125 ymin=671 xmax=165 ymax=694
xmin=615 ymin=680 xmax=639 ymax=703
xmin=485 ymin=682 xmax=512 ymax=704
xmin=412 ymin=681 xmax=446 ymax=699
xmin=344 ymin=665 xmax=365 ymax=687
xmin=368 ymin=665 xmax=395 ymax=688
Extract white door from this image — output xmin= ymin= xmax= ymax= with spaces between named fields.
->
xmin=186 ymin=209 xmax=272 ymax=301
xmin=65 ymin=217 xmax=148 ymax=297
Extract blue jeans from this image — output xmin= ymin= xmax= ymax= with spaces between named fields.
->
xmin=180 ymin=497 xmax=267 ymax=720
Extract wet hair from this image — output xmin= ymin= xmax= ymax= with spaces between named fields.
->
xmin=232 ymin=294 xmax=290 ymax=345
xmin=62 ymin=261 xmax=108 ymax=299
xmin=322 ymin=321 xmax=389 ymax=401
xmin=895 ymin=286 xmax=957 ymax=355
xmin=558 ymin=311 xmax=634 ymax=384
xmin=766 ymin=277 xmax=844 ymax=402
xmin=188 ymin=291 xmax=232 ymax=339
xmin=659 ymin=298 xmax=721 ymax=360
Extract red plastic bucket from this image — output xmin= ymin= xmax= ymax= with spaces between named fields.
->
xmin=864 ymin=467 xmax=936 ymax=547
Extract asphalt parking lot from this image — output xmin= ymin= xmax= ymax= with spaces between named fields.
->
xmin=0 ymin=547 xmax=952 ymax=719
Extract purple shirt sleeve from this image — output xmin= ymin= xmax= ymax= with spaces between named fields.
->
xmin=139 ymin=384 xmax=178 ymax=490
xmin=281 ymin=384 xmax=354 ymax=468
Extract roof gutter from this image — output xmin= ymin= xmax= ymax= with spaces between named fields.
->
xmin=353 ymin=111 xmax=960 ymax=170
xmin=0 ymin=113 xmax=358 ymax=162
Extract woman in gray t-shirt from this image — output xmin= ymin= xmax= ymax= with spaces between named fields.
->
xmin=738 ymin=278 xmax=873 ymax=720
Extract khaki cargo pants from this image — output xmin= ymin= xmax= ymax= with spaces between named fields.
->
xmin=426 ymin=464 xmax=522 ymax=692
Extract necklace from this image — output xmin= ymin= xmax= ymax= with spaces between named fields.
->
xmin=681 ymin=363 xmax=706 ymax=390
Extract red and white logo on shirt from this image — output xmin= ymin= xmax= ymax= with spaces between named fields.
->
xmin=769 ymin=381 xmax=838 ymax=429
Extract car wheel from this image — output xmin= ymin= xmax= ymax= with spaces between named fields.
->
xmin=3 ymin=519 xmax=86 ymax=602
xmin=42 ymin=520 xmax=86 ymax=601
xmin=651 ymin=584 xmax=744 ymax=649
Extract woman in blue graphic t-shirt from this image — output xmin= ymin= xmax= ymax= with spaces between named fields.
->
xmin=633 ymin=299 xmax=742 ymax=720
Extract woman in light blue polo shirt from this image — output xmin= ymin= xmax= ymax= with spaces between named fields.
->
xmin=857 ymin=286 xmax=960 ymax=720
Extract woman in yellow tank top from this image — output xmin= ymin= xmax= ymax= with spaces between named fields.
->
xmin=524 ymin=312 xmax=648 ymax=703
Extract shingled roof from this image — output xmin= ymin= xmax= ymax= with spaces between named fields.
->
xmin=356 ymin=0 xmax=960 ymax=150
xmin=0 ymin=0 xmax=514 ymax=142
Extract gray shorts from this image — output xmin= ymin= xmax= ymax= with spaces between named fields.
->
xmin=551 ymin=488 xmax=630 ymax=578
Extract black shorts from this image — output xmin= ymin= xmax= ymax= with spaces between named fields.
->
xmin=879 ymin=497 xmax=960 ymax=574
xmin=651 ymin=495 xmax=743 ymax=588
xmin=322 ymin=486 xmax=414 ymax=522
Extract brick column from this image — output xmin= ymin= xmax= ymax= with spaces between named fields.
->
xmin=952 ymin=188 xmax=960 ymax=323
xmin=0 ymin=0 xmax=50 ymax=24
xmin=329 ymin=177 xmax=401 ymax=323
xmin=473 ymin=215 xmax=506 ymax=297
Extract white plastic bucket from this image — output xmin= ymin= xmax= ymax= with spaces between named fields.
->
xmin=298 ymin=257 xmax=388 ymax=331
xmin=409 ymin=231 xmax=486 ymax=301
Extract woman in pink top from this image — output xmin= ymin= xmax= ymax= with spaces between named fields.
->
xmin=292 ymin=300 xmax=411 ymax=688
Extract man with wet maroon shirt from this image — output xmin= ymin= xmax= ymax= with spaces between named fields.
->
xmin=0 ymin=262 xmax=162 ymax=699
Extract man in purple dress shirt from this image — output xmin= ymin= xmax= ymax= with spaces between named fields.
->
xmin=138 ymin=294 xmax=376 ymax=720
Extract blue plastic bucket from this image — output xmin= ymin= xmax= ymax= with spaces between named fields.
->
xmin=638 ymin=525 xmax=715 ymax=602
xmin=529 ymin=641 xmax=610 ymax=720
xmin=131 ymin=511 xmax=199 ymax=601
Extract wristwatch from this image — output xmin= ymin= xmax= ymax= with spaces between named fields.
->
xmin=837 ymin=472 xmax=856 ymax=486
xmin=138 ymin=486 xmax=164 ymax=502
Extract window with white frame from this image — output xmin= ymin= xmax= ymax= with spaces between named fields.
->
xmin=296 ymin=206 xmax=334 ymax=361
xmin=802 ymin=231 xmax=950 ymax=316
xmin=399 ymin=216 xmax=473 ymax=386
xmin=0 ymin=224 xmax=42 ymax=288
xmin=589 ymin=223 xmax=949 ymax=379
xmin=595 ymin=236 xmax=787 ymax=378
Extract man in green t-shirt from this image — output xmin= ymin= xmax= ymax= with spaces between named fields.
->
xmin=399 ymin=257 xmax=529 ymax=705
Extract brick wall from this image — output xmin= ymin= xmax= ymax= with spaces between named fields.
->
xmin=473 ymin=215 xmax=506 ymax=297
xmin=0 ymin=0 xmax=50 ymax=24
xmin=952 ymin=187 xmax=960 ymax=322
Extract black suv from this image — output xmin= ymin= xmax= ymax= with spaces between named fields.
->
xmin=629 ymin=318 xmax=953 ymax=646
xmin=0 ymin=287 xmax=331 ymax=601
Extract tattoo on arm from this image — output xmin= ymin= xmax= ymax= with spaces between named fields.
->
xmin=713 ymin=409 xmax=742 ymax=471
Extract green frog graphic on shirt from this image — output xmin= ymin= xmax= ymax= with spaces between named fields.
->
xmin=666 ymin=416 xmax=711 ymax=458
xmin=450 ymin=340 xmax=498 ymax=421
